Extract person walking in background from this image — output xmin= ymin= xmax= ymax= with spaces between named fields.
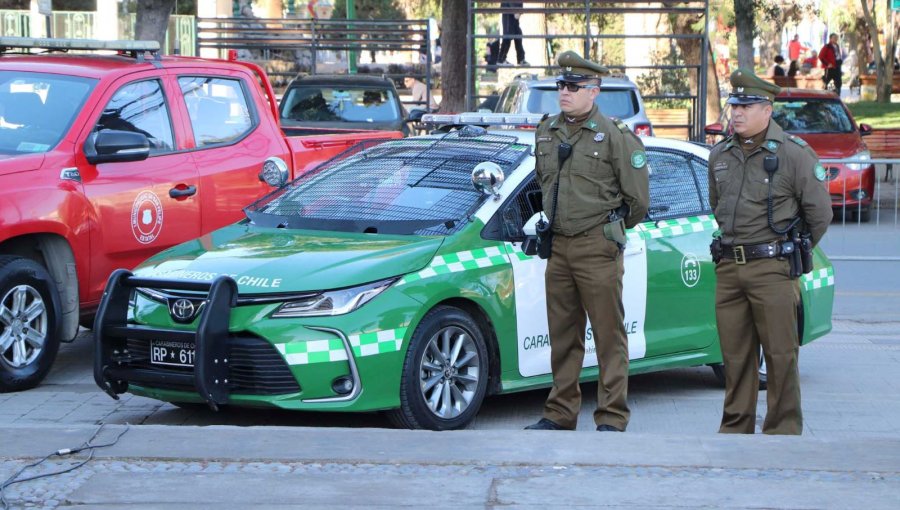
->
xmin=708 ymin=69 xmax=831 ymax=435
xmin=767 ymin=55 xmax=786 ymax=78
xmin=498 ymin=2 xmax=528 ymax=66
xmin=819 ymin=33 xmax=843 ymax=94
xmin=524 ymin=51 xmax=649 ymax=432
xmin=788 ymin=35 xmax=808 ymax=66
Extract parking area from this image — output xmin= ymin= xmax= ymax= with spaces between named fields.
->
xmin=3 ymin=313 xmax=897 ymax=438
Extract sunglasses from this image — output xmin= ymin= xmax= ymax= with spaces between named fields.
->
xmin=556 ymin=81 xmax=599 ymax=92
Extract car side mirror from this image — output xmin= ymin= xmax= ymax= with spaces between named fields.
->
xmin=86 ymin=130 xmax=150 ymax=165
xmin=704 ymin=123 xmax=725 ymax=136
xmin=859 ymin=123 xmax=873 ymax=136
xmin=407 ymin=108 xmax=426 ymax=122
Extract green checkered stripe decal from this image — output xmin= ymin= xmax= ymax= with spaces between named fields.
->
xmin=397 ymin=246 xmax=508 ymax=285
xmin=275 ymin=327 xmax=408 ymax=365
xmin=801 ymin=267 xmax=834 ymax=291
xmin=634 ymin=215 xmax=718 ymax=240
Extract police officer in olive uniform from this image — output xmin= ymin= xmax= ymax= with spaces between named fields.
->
xmin=525 ymin=51 xmax=649 ymax=432
xmin=709 ymin=69 xmax=832 ymax=435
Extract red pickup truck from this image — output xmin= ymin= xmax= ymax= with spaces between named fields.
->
xmin=0 ymin=38 xmax=399 ymax=392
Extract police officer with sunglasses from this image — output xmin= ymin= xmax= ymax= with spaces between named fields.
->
xmin=525 ymin=51 xmax=649 ymax=432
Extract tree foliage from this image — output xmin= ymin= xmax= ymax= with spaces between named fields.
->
xmin=332 ymin=0 xmax=405 ymax=20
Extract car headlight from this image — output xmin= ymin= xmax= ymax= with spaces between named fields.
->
xmin=271 ymin=278 xmax=397 ymax=318
xmin=846 ymin=150 xmax=871 ymax=171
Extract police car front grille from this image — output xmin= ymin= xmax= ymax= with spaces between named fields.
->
xmin=124 ymin=335 xmax=300 ymax=395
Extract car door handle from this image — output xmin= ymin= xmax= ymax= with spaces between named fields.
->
xmin=169 ymin=185 xmax=197 ymax=198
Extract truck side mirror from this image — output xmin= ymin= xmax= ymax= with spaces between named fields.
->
xmin=86 ymin=130 xmax=150 ymax=165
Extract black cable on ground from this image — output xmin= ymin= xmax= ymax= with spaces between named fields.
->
xmin=0 ymin=423 xmax=130 ymax=510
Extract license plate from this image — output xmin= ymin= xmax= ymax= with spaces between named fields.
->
xmin=150 ymin=339 xmax=196 ymax=367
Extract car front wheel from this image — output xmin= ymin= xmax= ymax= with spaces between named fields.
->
xmin=388 ymin=306 xmax=489 ymax=430
xmin=0 ymin=256 xmax=61 ymax=392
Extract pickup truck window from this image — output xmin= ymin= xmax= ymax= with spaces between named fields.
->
xmin=281 ymin=86 xmax=401 ymax=123
xmin=96 ymin=79 xmax=174 ymax=154
xmin=0 ymin=71 xmax=94 ymax=155
xmin=178 ymin=76 xmax=254 ymax=147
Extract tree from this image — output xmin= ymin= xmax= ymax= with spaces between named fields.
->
xmin=135 ymin=0 xmax=176 ymax=48
xmin=860 ymin=0 xmax=895 ymax=102
xmin=669 ymin=11 xmax=722 ymax=125
xmin=440 ymin=0 xmax=466 ymax=112
xmin=733 ymin=0 xmax=755 ymax=68
xmin=332 ymin=0 xmax=404 ymax=19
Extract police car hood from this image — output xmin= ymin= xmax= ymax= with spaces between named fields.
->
xmin=134 ymin=223 xmax=444 ymax=294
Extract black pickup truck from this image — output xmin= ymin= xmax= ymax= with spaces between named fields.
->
xmin=279 ymin=74 xmax=414 ymax=136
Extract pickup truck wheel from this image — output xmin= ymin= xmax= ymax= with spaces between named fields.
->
xmin=388 ymin=306 xmax=488 ymax=430
xmin=0 ymin=257 xmax=61 ymax=392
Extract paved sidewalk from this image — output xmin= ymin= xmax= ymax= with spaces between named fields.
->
xmin=1 ymin=424 xmax=899 ymax=509
xmin=1 ymin=319 xmax=898 ymax=508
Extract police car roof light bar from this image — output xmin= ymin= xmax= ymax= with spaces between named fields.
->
xmin=0 ymin=37 xmax=161 ymax=61
xmin=422 ymin=113 xmax=545 ymax=127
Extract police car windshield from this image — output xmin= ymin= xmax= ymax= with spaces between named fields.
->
xmin=244 ymin=133 xmax=530 ymax=235
xmin=0 ymin=71 xmax=95 ymax=155
xmin=527 ymin=86 xmax=638 ymax=119
xmin=773 ymin=99 xmax=855 ymax=134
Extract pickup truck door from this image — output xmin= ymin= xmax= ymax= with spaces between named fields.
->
xmin=77 ymin=73 xmax=201 ymax=299
xmin=175 ymin=73 xmax=287 ymax=232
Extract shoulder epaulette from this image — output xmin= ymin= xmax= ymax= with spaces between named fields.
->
xmin=788 ymin=135 xmax=808 ymax=147
xmin=612 ymin=117 xmax=629 ymax=133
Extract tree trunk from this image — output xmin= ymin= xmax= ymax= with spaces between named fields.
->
xmin=440 ymin=0 xmax=467 ymax=113
xmin=671 ymin=13 xmax=721 ymax=127
xmin=734 ymin=0 xmax=756 ymax=69
xmin=135 ymin=0 xmax=176 ymax=51
xmin=882 ymin=2 xmax=895 ymax=100
xmin=860 ymin=0 xmax=889 ymax=102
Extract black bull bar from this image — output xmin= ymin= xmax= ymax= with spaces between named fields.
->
xmin=94 ymin=269 xmax=238 ymax=411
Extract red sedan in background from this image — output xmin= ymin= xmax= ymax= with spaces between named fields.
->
xmin=706 ymin=88 xmax=875 ymax=222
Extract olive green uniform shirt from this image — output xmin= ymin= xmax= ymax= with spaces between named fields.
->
xmin=708 ymin=121 xmax=832 ymax=246
xmin=535 ymin=105 xmax=650 ymax=235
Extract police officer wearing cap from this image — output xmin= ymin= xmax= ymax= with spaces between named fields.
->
xmin=525 ymin=51 xmax=649 ymax=432
xmin=709 ymin=69 xmax=831 ymax=435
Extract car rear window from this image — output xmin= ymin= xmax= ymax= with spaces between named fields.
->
xmin=525 ymin=86 xmax=638 ymax=119
xmin=773 ymin=99 xmax=854 ymax=134
xmin=281 ymin=85 xmax=400 ymax=123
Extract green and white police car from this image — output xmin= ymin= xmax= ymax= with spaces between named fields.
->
xmin=94 ymin=114 xmax=835 ymax=430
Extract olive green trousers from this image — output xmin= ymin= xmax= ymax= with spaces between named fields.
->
xmin=715 ymin=258 xmax=803 ymax=435
xmin=542 ymin=224 xmax=630 ymax=430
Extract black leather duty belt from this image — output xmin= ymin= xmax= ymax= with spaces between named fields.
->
xmin=720 ymin=241 xmax=780 ymax=265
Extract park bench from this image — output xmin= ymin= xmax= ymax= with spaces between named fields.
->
xmin=646 ymin=108 xmax=690 ymax=140
xmin=864 ymin=128 xmax=900 ymax=181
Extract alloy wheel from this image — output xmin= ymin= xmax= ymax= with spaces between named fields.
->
xmin=0 ymin=284 xmax=48 ymax=368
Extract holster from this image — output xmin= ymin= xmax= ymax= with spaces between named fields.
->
xmin=602 ymin=218 xmax=627 ymax=250
xmin=800 ymin=232 xmax=813 ymax=274
xmin=536 ymin=220 xmax=553 ymax=260
xmin=709 ymin=237 xmax=723 ymax=264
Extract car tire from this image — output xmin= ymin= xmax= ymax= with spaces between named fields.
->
xmin=388 ymin=306 xmax=489 ymax=430
xmin=855 ymin=205 xmax=871 ymax=223
xmin=711 ymin=345 xmax=767 ymax=391
xmin=0 ymin=256 xmax=61 ymax=392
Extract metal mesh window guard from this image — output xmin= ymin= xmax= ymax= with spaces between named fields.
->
xmin=645 ymin=148 xmax=711 ymax=221
xmin=245 ymin=131 xmax=529 ymax=235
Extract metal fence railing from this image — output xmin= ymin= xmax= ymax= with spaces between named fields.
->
xmin=817 ymin=157 xmax=900 ymax=262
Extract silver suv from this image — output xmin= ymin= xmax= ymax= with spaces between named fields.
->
xmin=493 ymin=74 xmax=653 ymax=136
